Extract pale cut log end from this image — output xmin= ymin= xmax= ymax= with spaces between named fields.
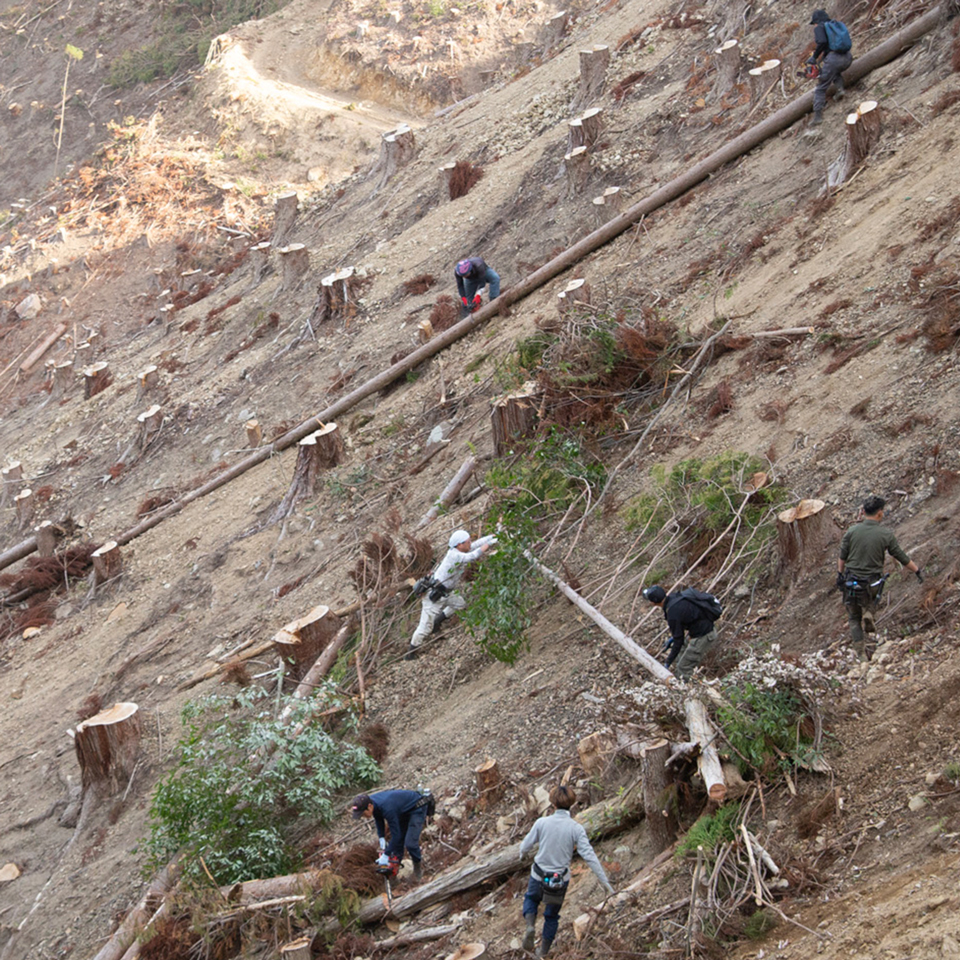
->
xmin=708 ymin=783 xmax=727 ymax=802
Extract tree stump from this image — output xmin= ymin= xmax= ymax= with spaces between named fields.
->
xmin=438 ymin=161 xmax=457 ymax=202
xmin=246 ymin=419 xmax=262 ymax=448
xmin=1 ymin=461 xmax=22 ymax=507
xmin=315 ymin=267 xmax=358 ymax=328
xmin=279 ymin=938 xmax=312 ymax=960
xmin=577 ymin=731 xmax=615 ymax=778
xmin=475 ymin=758 xmax=503 ymax=811
xmin=641 ymin=738 xmax=678 ymax=853
xmin=35 ymin=520 xmax=58 ymax=557
xmin=713 ymin=39 xmax=740 ymax=96
xmin=826 ymin=101 xmax=881 ymax=191
xmin=491 ymin=382 xmax=540 ymax=456
xmin=375 ymin=124 xmax=416 ymax=189
xmin=271 ymin=423 xmax=344 ymax=521
xmin=577 ymin=45 xmax=609 ymax=107
xmin=748 ymin=59 xmax=781 ymax=104
xmin=557 ymin=277 xmax=591 ymax=319
xmin=137 ymin=404 xmax=163 ymax=450
xmin=513 ymin=40 xmax=535 ymax=65
xmin=74 ymin=701 xmax=141 ymax=795
xmin=137 ymin=364 xmax=160 ymax=401
xmin=590 ymin=186 xmax=623 ymax=226
xmin=568 ymin=107 xmax=603 ymax=151
xmin=14 ymin=488 xmax=33 ymax=529
xmin=273 ymin=190 xmax=299 ymax=246
xmin=52 ymin=359 xmax=74 ymax=398
xmin=776 ymin=498 xmax=833 ymax=581
xmin=83 ymin=361 xmax=110 ymax=399
xmin=564 ymin=146 xmax=590 ymax=198
xmin=540 ymin=10 xmax=568 ymax=51
xmin=250 ymin=241 xmax=273 ymax=286
xmin=273 ymin=605 xmax=342 ymax=679
xmin=92 ymin=540 xmax=122 ymax=585
xmin=417 ymin=318 xmax=434 ymax=343
xmin=278 ymin=243 xmax=310 ymax=290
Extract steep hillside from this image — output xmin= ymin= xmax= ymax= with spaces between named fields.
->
xmin=1 ymin=0 xmax=960 ymax=957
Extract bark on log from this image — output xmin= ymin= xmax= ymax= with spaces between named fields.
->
xmin=826 ymin=100 xmax=881 ymax=191
xmin=273 ymin=605 xmax=341 ymax=680
xmin=557 ymin=277 xmax=591 ymax=318
xmin=137 ymin=404 xmax=163 ymax=451
xmin=75 ymin=701 xmax=140 ymax=795
xmin=540 ymin=10 xmax=568 ymax=50
xmin=374 ymin=124 xmax=416 ymax=189
xmin=776 ymin=498 xmax=832 ymax=582
xmin=748 ymin=59 xmax=781 ymax=104
xmin=415 ymin=456 xmax=478 ymax=529
xmin=475 ymin=758 xmax=503 ymax=810
xmin=83 ymin=361 xmax=110 ymax=399
xmin=34 ymin=520 xmax=57 ymax=557
xmin=273 ymin=191 xmax=299 ymax=246
xmin=92 ymin=540 xmax=122 ymax=585
xmin=372 ymin=924 xmax=460 ymax=949
xmin=14 ymin=489 xmax=33 ymax=530
xmin=21 ymin=322 xmax=67 ymax=374
xmin=1 ymin=461 xmax=22 ymax=508
xmin=564 ymin=146 xmax=590 ymax=198
xmin=52 ymin=359 xmax=74 ymax=398
xmin=574 ymin=776 xmax=645 ymax=837
xmin=136 ymin=365 xmax=159 ymax=401
xmin=271 ymin=423 xmax=344 ymax=522
xmin=491 ymin=384 xmax=539 ymax=457
xmin=576 ymin=46 xmax=609 ymax=107
xmin=278 ymin=243 xmax=310 ymax=290
xmin=713 ymin=39 xmax=740 ymax=96
xmin=526 ymin=554 xmax=726 ymax=801
xmin=641 ymin=739 xmax=678 ymax=852
xmin=250 ymin=241 xmax=273 ymax=285
xmin=245 ymin=419 xmax=262 ymax=448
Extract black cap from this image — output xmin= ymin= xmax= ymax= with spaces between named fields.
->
xmin=809 ymin=8 xmax=829 ymax=23
xmin=643 ymin=585 xmax=666 ymax=603
xmin=351 ymin=794 xmax=372 ymax=818
xmin=862 ymin=495 xmax=885 ymax=516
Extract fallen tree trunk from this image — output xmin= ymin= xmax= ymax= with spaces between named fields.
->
xmin=415 ymin=457 xmax=477 ymax=530
xmin=527 ymin=553 xmax=726 ymax=802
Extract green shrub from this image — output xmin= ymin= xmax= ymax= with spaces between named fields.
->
xmin=145 ymin=685 xmax=379 ymax=885
xmin=744 ymin=908 xmax=779 ymax=939
xmin=676 ymin=803 xmax=740 ymax=856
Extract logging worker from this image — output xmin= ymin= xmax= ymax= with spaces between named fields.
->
xmin=642 ymin=585 xmax=722 ymax=680
xmin=408 ymin=528 xmax=497 ymax=657
xmin=454 ymin=256 xmax=501 ymax=317
xmin=838 ymin=495 xmax=922 ymax=661
xmin=520 ymin=784 xmax=614 ymax=958
xmin=807 ymin=9 xmax=853 ymax=127
xmin=351 ymin=789 xmax=433 ymax=882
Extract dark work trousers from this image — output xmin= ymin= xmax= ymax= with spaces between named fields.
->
xmin=843 ymin=579 xmax=880 ymax=660
xmin=523 ymin=876 xmax=568 ymax=951
xmin=396 ymin=805 xmax=428 ymax=863
xmin=814 ymin=50 xmax=853 ymax=112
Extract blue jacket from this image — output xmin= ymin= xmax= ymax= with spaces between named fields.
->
xmin=455 ymin=257 xmax=489 ymax=298
xmin=370 ymin=789 xmax=423 ymax=856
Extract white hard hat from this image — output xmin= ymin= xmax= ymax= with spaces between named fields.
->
xmin=449 ymin=530 xmax=471 ymax=548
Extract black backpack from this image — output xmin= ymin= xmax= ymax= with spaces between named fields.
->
xmin=674 ymin=587 xmax=723 ymax=622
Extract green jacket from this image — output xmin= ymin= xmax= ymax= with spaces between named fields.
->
xmin=839 ymin=519 xmax=911 ymax=579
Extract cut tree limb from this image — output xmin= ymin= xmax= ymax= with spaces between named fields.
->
xmin=415 ymin=457 xmax=477 ymax=529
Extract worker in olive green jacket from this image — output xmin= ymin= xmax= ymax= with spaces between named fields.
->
xmin=837 ymin=495 xmax=922 ymax=661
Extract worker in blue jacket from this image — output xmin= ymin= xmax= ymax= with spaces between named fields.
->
xmin=352 ymin=789 xmax=430 ymax=881
xmin=454 ymin=256 xmax=500 ymax=316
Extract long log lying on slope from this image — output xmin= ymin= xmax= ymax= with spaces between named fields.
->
xmin=527 ymin=553 xmax=726 ymax=802
xmin=6 ymin=6 xmax=950 ymax=582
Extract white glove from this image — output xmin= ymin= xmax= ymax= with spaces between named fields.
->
xmin=376 ymin=853 xmax=390 ymax=867
xmin=379 ymin=837 xmax=386 ymax=851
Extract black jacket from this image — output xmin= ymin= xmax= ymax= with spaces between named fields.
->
xmin=663 ymin=593 xmax=715 ymax=642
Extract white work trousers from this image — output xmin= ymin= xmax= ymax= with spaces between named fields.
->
xmin=410 ymin=592 xmax=466 ymax=647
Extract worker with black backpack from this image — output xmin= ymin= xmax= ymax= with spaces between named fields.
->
xmin=643 ymin=584 xmax=723 ymax=680
xmin=807 ymin=9 xmax=853 ymax=128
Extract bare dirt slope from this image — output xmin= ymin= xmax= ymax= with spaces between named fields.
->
xmin=1 ymin=0 xmax=960 ymax=956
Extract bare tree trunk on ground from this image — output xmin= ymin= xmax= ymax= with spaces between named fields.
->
xmin=415 ymin=457 xmax=478 ymax=529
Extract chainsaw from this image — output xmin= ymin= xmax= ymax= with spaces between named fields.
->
xmin=376 ymin=853 xmax=400 ymax=907
xmin=796 ymin=62 xmax=820 ymax=80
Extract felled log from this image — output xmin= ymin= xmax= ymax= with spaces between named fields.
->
xmin=21 ymin=322 xmax=67 ymax=374
xmin=74 ymin=701 xmax=140 ymax=795
xmin=92 ymin=540 xmax=122 ymax=585
xmin=372 ymin=924 xmax=460 ymax=950
xmin=826 ymin=100 xmax=881 ymax=191
xmin=475 ymin=758 xmax=503 ymax=810
xmin=137 ymin=364 xmax=159 ymax=401
xmin=137 ymin=404 xmax=163 ymax=450
xmin=245 ymin=419 xmax=262 ymax=447
xmin=748 ymin=59 xmax=781 ymax=104
xmin=278 ymin=243 xmax=310 ymax=289
xmin=641 ymin=739 xmax=678 ymax=852
xmin=83 ymin=361 xmax=110 ymax=399
xmin=52 ymin=359 xmax=74 ymax=398
xmin=557 ymin=277 xmax=591 ymax=318
xmin=273 ymin=191 xmax=299 ymax=245
xmin=577 ymin=46 xmax=609 ymax=107
xmin=14 ymin=488 xmax=34 ymax=529
xmin=526 ymin=554 xmax=727 ymax=802
xmin=574 ymin=776 xmax=645 ymax=838
xmin=713 ymin=39 xmax=740 ymax=95
xmin=273 ymin=605 xmax=342 ymax=680
xmin=776 ymin=498 xmax=832 ymax=582
xmin=564 ymin=146 xmax=590 ymax=198
xmin=491 ymin=384 xmax=539 ymax=457
xmin=415 ymin=456 xmax=478 ymax=529
xmin=250 ymin=241 xmax=273 ymax=285
xmin=374 ymin=124 xmax=416 ymax=189
xmin=271 ymin=423 xmax=344 ymax=522
xmin=1 ymin=461 xmax=22 ymax=507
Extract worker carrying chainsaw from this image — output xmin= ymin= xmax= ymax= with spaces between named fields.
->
xmin=351 ymin=788 xmax=435 ymax=883
xmin=806 ymin=9 xmax=853 ymax=127
xmin=520 ymin=784 xmax=614 ymax=958
xmin=408 ymin=528 xmax=497 ymax=657
xmin=454 ymin=256 xmax=501 ymax=317
xmin=837 ymin=495 xmax=922 ymax=662
xmin=642 ymin=584 xmax=723 ymax=680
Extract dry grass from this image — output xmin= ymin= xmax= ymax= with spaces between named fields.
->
xmin=429 ymin=294 xmax=460 ymax=332
xmin=402 ymin=273 xmax=437 ymax=296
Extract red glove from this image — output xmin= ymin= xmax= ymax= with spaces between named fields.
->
xmin=461 ymin=296 xmax=469 ymax=307
xmin=472 ymin=294 xmax=482 ymax=307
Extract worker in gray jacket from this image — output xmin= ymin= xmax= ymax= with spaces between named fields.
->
xmin=408 ymin=529 xmax=497 ymax=656
xmin=519 ymin=784 xmax=614 ymax=957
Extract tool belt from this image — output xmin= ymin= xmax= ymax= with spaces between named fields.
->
xmin=415 ymin=791 xmax=436 ymax=817
xmin=413 ymin=576 xmax=450 ymax=602
xmin=843 ymin=574 xmax=886 ymax=606
xmin=533 ymin=862 xmax=568 ymax=889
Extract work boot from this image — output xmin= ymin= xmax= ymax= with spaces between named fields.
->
xmin=412 ymin=859 xmax=423 ymax=882
xmin=812 ymin=108 xmax=823 ymax=124
xmin=834 ymin=80 xmax=846 ymax=99
xmin=431 ymin=612 xmax=448 ymax=635
xmin=405 ymin=643 xmax=419 ymax=661
xmin=522 ymin=919 xmax=536 ymax=953
xmin=852 ymin=640 xmax=868 ymax=663
xmin=536 ymin=939 xmax=553 ymax=958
